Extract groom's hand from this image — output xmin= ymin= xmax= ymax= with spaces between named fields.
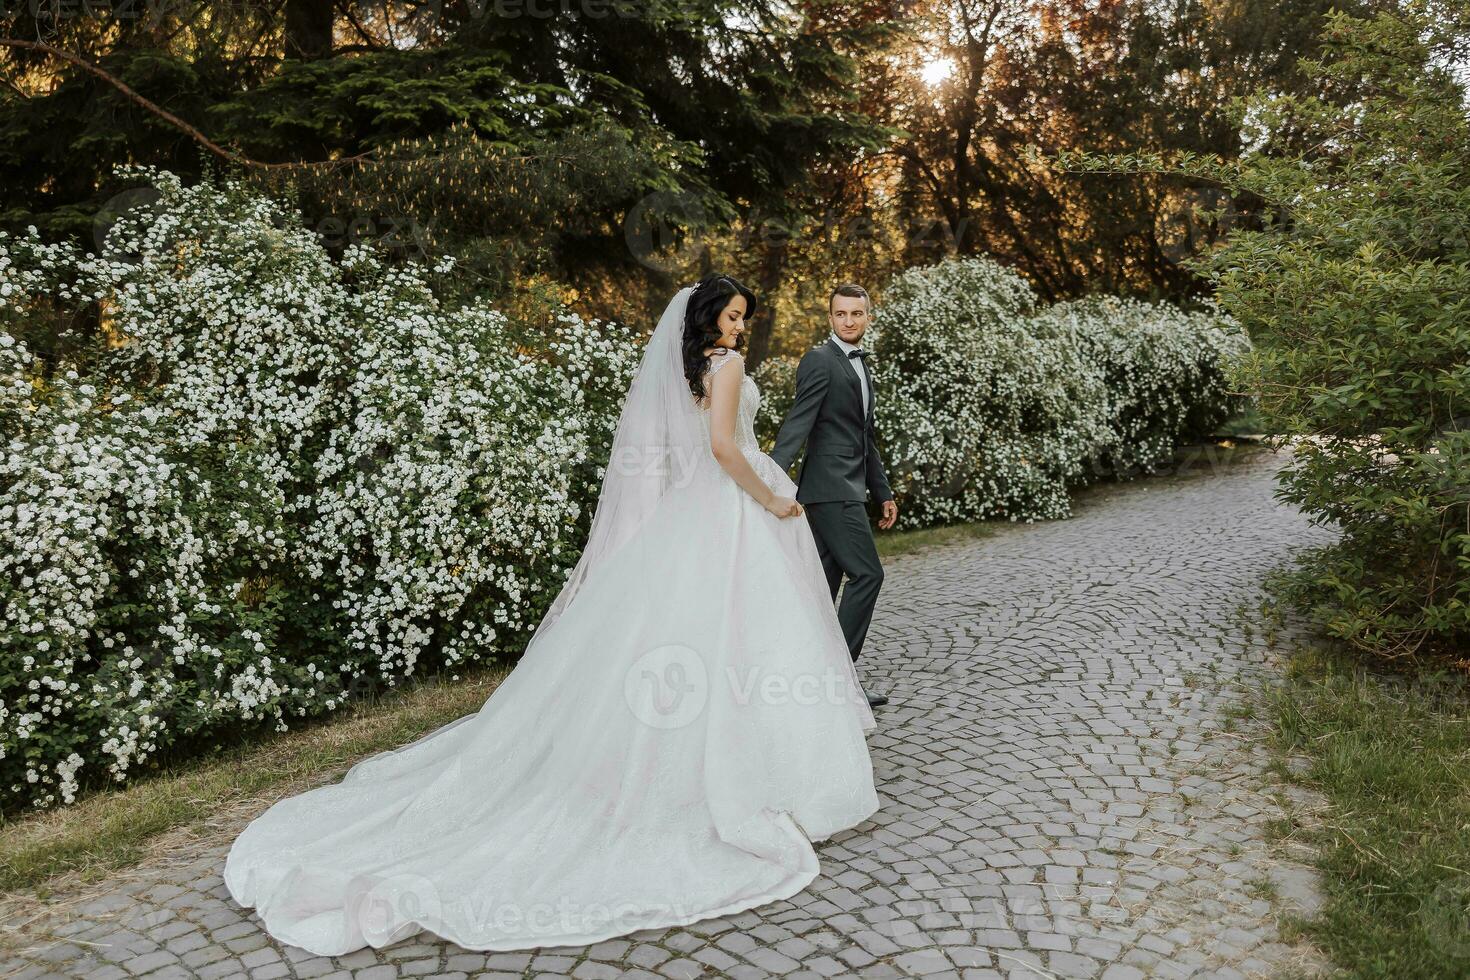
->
xmin=878 ymin=499 xmax=898 ymax=530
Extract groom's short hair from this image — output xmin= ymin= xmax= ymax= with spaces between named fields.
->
xmin=829 ymin=283 xmax=870 ymax=311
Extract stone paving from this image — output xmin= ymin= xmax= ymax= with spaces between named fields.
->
xmin=3 ymin=442 xmax=1339 ymax=979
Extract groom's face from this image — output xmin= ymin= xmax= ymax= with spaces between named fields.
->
xmin=829 ymin=293 xmax=869 ymax=344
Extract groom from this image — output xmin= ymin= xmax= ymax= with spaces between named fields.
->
xmin=771 ymin=283 xmax=899 ymax=708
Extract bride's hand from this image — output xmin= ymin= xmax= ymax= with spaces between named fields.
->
xmin=764 ymin=494 xmax=803 ymax=519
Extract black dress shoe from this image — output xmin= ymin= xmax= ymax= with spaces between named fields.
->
xmin=866 ymin=691 xmax=889 ymax=708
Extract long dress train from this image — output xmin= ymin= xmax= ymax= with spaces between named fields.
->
xmin=223 ymin=349 xmax=880 ymax=956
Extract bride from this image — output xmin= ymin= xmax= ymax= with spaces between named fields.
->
xmin=223 ymin=275 xmax=881 ymax=956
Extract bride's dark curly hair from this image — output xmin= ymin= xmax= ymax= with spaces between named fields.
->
xmin=682 ymin=273 xmax=758 ymax=402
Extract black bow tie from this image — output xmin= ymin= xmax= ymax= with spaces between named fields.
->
xmin=847 ymin=349 xmax=868 ymax=359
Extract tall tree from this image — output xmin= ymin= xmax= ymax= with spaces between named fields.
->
xmin=870 ymin=0 xmax=1393 ymax=300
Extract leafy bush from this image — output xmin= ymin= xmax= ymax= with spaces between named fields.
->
xmin=756 ymin=256 xmax=1247 ymax=528
xmin=1068 ymin=3 xmax=1470 ymax=663
xmin=0 ymin=170 xmax=639 ymax=809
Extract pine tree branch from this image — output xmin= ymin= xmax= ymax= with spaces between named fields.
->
xmin=0 ymin=38 xmax=371 ymax=171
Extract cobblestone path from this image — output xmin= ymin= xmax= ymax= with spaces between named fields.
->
xmin=3 ymin=444 xmax=1338 ymax=979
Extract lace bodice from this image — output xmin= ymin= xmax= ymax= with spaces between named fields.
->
xmin=698 ymin=351 xmax=761 ymax=454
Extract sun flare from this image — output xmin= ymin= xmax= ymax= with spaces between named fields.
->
xmin=919 ymin=56 xmax=955 ymax=87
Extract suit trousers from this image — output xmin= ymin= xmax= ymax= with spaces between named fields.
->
xmin=803 ymin=500 xmax=885 ymax=662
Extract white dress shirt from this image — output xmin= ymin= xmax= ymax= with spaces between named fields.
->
xmin=828 ymin=331 xmax=870 ymax=417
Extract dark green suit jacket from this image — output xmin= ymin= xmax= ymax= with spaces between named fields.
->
xmin=770 ymin=338 xmax=894 ymax=505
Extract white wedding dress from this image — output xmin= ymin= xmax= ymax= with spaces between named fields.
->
xmin=223 ymin=296 xmax=880 ymax=957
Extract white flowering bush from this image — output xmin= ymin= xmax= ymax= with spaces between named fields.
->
xmin=0 ymin=170 xmax=639 ymax=810
xmin=752 ymin=353 xmax=799 ymax=444
xmin=755 ymin=256 xmax=1248 ymax=529
xmin=1034 ymin=294 xmax=1251 ymax=480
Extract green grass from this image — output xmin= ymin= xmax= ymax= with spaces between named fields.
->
xmin=0 ymin=665 xmax=510 ymax=900
xmin=1260 ymin=640 xmax=1470 ymax=979
xmin=874 ymin=517 xmax=995 ymax=558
